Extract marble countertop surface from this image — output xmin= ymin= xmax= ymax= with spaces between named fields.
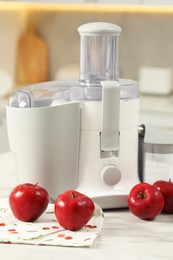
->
xmin=0 ymin=152 xmax=173 ymax=260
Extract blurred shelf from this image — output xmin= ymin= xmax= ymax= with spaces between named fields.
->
xmin=0 ymin=1 xmax=173 ymax=13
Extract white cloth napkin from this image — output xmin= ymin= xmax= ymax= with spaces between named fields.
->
xmin=0 ymin=198 xmax=104 ymax=247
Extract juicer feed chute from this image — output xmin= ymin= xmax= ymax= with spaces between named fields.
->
xmin=7 ymin=22 xmax=140 ymax=209
xmin=78 ymin=22 xmax=121 ymax=84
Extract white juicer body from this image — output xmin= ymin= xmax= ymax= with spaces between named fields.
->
xmin=6 ymin=22 xmax=140 ymax=209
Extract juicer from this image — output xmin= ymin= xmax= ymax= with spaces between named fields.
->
xmin=6 ymin=22 xmax=140 ymax=209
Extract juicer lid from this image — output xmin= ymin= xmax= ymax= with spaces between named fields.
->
xmin=78 ymin=22 xmax=122 ymax=36
xmin=8 ymin=79 xmax=138 ymax=108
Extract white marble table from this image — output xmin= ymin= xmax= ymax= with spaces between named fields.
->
xmin=0 ymin=152 xmax=173 ymax=260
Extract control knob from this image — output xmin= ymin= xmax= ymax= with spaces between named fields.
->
xmin=100 ymin=165 xmax=121 ymax=186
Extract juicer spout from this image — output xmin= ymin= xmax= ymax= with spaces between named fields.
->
xmin=100 ymin=81 xmax=120 ymax=152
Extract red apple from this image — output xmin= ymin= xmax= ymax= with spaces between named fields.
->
xmin=128 ymin=182 xmax=164 ymax=220
xmin=153 ymin=180 xmax=173 ymax=214
xmin=9 ymin=183 xmax=49 ymax=222
xmin=54 ymin=190 xmax=95 ymax=231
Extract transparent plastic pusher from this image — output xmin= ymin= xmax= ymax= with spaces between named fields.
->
xmin=7 ymin=22 xmax=140 ymax=209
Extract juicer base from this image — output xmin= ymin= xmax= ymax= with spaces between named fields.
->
xmin=91 ymin=194 xmax=128 ymax=209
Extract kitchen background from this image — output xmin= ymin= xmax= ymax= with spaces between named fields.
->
xmin=1 ymin=0 xmax=173 ymax=154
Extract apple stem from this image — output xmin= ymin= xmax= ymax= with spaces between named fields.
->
xmin=34 ymin=182 xmax=38 ymax=188
xmin=71 ymin=192 xmax=76 ymax=198
xmin=169 ymin=179 xmax=171 ymax=183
